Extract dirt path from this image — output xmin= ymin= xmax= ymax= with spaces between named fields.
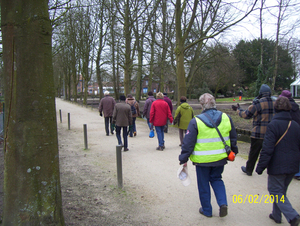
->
xmin=57 ymin=98 xmax=300 ymax=226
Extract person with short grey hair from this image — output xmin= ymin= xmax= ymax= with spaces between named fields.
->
xmin=98 ymin=91 xmax=116 ymax=136
xmin=256 ymin=96 xmax=300 ymax=225
xmin=179 ymin=93 xmax=238 ymax=218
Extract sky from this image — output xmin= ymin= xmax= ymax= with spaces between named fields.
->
xmin=222 ymin=0 xmax=300 ymax=45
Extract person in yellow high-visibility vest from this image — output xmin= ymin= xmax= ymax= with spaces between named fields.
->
xmin=179 ymin=93 xmax=238 ymax=218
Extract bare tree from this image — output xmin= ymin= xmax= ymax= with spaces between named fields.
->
xmin=2 ymin=0 xmax=64 ymax=224
xmin=174 ymin=0 xmax=258 ymax=100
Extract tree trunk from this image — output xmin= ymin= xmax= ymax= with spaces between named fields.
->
xmin=1 ymin=0 xmax=65 ymax=224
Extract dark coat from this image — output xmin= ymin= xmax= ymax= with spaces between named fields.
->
xmin=179 ymin=108 xmax=238 ymax=167
xmin=256 ymin=111 xmax=300 ymax=175
xmin=98 ymin=95 xmax=116 ymax=117
xmin=112 ymin=101 xmax=133 ymax=127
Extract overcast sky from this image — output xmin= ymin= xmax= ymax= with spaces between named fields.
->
xmin=222 ymin=0 xmax=300 ymax=45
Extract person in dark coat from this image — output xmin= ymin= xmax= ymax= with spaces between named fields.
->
xmin=112 ymin=95 xmax=133 ymax=151
xmin=98 ymin=91 xmax=116 ymax=136
xmin=279 ymin=90 xmax=300 ymax=180
xmin=256 ymin=96 xmax=300 ymax=226
xmin=232 ymin=84 xmax=275 ymax=176
xmin=179 ymin=93 xmax=238 ymax=218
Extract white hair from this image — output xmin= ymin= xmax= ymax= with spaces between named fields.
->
xmin=104 ymin=91 xmax=110 ymax=95
xmin=199 ymin=93 xmax=216 ymax=110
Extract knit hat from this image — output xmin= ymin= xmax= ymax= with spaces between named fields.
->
xmin=279 ymin=90 xmax=292 ymax=98
xmin=119 ymin=95 xmax=126 ymax=101
xmin=259 ymin=84 xmax=271 ymax=95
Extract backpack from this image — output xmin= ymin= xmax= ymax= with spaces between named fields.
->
xmin=130 ymin=101 xmax=137 ymax=115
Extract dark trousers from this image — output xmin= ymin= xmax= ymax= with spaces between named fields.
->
xmin=246 ymin=138 xmax=263 ymax=174
xmin=129 ymin=117 xmax=136 ymax=137
xmin=268 ymin=174 xmax=299 ymax=223
xmin=104 ymin=117 xmax=113 ymax=135
xmin=196 ymin=165 xmax=227 ymax=216
xmin=116 ymin=126 xmax=128 ymax=149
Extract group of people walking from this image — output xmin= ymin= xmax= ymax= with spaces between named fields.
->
xmin=179 ymin=85 xmax=300 ymax=226
xmin=98 ymin=91 xmax=194 ymax=152
xmin=99 ymin=86 xmax=300 ymax=226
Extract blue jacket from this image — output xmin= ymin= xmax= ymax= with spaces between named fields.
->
xmin=179 ymin=108 xmax=238 ymax=166
xmin=256 ymin=111 xmax=300 ymax=175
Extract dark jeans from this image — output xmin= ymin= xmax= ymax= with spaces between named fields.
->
xmin=155 ymin=126 xmax=165 ymax=147
xmin=116 ymin=126 xmax=128 ymax=149
xmin=246 ymin=138 xmax=264 ymax=174
xmin=104 ymin=117 xmax=113 ymax=135
xmin=129 ymin=117 xmax=136 ymax=137
xmin=196 ymin=165 xmax=227 ymax=216
xmin=268 ymin=174 xmax=299 ymax=223
xmin=147 ymin=118 xmax=151 ymax=130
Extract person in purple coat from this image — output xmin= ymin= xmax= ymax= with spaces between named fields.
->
xmin=279 ymin=90 xmax=300 ymax=180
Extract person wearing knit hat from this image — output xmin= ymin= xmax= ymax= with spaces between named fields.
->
xmin=232 ymin=84 xmax=275 ymax=176
xmin=280 ymin=90 xmax=300 ymax=180
xmin=150 ymin=92 xmax=173 ymax=150
xmin=112 ymin=95 xmax=133 ymax=151
xmin=98 ymin=91 xmax=116 ymax=136
xmin=256 ymin=96 xmax=300 ymax=225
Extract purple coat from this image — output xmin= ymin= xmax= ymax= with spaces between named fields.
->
xmin=164 ymin=96 xmax=173 ymax=113
xmin=143 ymin=96 xmax=155 ymax=119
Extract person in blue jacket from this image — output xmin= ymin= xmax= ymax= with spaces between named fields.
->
xmin=256 ymin=96 xmax=300 ymax=226
xmin=179 ymin=93 xmax=238 ymax=218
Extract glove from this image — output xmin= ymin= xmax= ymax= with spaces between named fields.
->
xmin=129 ymin=125 xmax=133 ymax=132
xmin=256 ymin=168 xmax=263 ymax=175
xmin=112 ymin=124 xmax=115 ymax=131
xmin=231 ymin=103 xmax=240 ymax=111
xmin=231 ymin=105 xmax=238 ymax=111
xmin=99 ymin=112 xmax=103 ymax=117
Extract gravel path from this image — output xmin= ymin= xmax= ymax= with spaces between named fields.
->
xmin=55 ymin=98 xmax=300 ymax=225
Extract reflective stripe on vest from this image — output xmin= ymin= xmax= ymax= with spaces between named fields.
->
xmin=190 ymin=113 xmax=231 ymax=163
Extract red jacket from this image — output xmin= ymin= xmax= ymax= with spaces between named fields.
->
xmin=150 ymin=99 xmax=173 ymax=126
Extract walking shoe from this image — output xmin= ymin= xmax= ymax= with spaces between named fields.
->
xmin=111 ymin=132 xmax=114 ymax=135
xmin=219 ymin=205 xmax=228 ymax=217
xmin=269 ymin=214 xmax=281 ymax=224
xmin=241 ymin=166 xmax=252 ymax=176
xmin=290 ymin=215 xmax=300 ymax=226
xmin=106 ymin=134 xmax=109 ymax=136
xmin=156 ymin=146 xmax=163 ymax=151
xmin=124 ymin=148 xmax=129 ymax=152
xmin=199 ymin=208 xmax=212 ymax=218
xmin=134 ymin=131 xmax=137 ymax=136
xmin=294 ymin=176 xmax=300 ymax=180
xmin=162 ymin=145 xmax=165 ymax=149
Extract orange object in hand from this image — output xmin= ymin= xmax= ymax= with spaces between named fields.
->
xmin=228 ymin=151 xmax=235 ymax=161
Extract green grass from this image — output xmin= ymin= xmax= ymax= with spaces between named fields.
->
xmin=215 ymin=97 xmax=254 ymax=103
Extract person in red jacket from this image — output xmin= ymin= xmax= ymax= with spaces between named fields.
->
xmin=150 ymin=92 xmax=173 ymax=150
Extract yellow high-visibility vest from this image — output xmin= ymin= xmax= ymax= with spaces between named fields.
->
xmin=190 ymin=113 xmax=231 ymax=163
